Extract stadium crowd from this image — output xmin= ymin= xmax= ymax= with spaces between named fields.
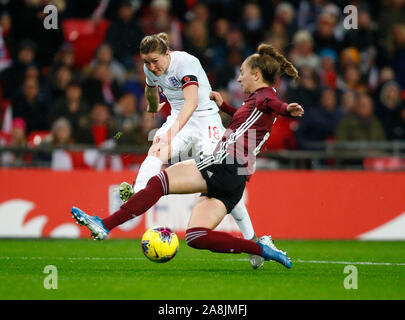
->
xmin=0 ymin=0 xmax=404 ymax=168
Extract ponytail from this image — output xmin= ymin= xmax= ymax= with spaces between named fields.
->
xmin=257 ymin=43 xmax=299 ymax=80
xmin=247 ymin=43 xmax=299 ymax=85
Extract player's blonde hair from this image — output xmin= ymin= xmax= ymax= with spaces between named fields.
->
xmin=246 ymin=43 xmax=299 ymax=85
xmin=140 ymin=32 xmax=170 ymax=55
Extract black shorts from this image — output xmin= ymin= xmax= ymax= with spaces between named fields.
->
xmin=197 ymin=154 xmax=247 ymax=213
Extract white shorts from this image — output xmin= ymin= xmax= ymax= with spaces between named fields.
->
xmin=154 ymin=112 xmax=225 ymax=163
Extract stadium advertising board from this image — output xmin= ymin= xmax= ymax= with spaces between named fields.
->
xmin=1 ymin=169 xmax=404 ymax=240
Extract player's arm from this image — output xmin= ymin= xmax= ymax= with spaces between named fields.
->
xmin=209 ymin=91 xmax=238 ymax=116
xmin=145 ymin=85 xmax=160 ymax=113
xmin=263 ymin=96 xmax=304 ymax=118
xmin=165 ymin=84 xmax=198 ymax=141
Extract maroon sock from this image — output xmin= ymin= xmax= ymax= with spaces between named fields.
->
xmin=102 ymin=171 xmax=169 ymax=231
xmin=185 ymin=227 xmax=262 ymax=255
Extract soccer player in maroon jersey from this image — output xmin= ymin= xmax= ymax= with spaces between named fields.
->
xmin=71 ymin=43 xmax=304 ymax=268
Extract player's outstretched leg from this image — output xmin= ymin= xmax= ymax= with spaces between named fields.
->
xmin=186 ymin=227 xmax=291 ymax=269
xmin=256 ymin=235 xmax=291 ymax=269
xmin=71 ymin=207 xmax=110 ymax=240
xmin=230 ymin=199 xmax=264 ymax=269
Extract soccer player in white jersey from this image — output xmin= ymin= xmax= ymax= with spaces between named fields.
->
xmin=118 ymin=33 xmax=264 ymax=269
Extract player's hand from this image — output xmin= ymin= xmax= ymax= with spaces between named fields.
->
xmin=147 ymin=102 xmax=166 ymax=117
xmin=286 ymin=103 xmax=304 ymax=118
xmin=209 ymin=91 xmax=223 ymax=107
xmin=153 ymin=132 xmax=172 ymax=160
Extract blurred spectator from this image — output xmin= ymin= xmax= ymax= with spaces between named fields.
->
xmin=338 ymin=65 xmax=367 ymax=94
xmin=182 ymin=19 xmax=213 ymax=71
xmin=335 ymin=94 xmax=386 ymax=141
xmin=52 ymin=43 xmax=76 ymax=70
xmin=269 ymin=15 xmax=289 ymax=51
xmin=318 ymin=48 xmax=337 ymax=89
xmin=48 ymin=65 xmax=73 ymax=102
xmin=289 ymin=30 xmax=320 ymax=70
xmin=12 ymin=77 xmax=50 ymax=134
xmin=83 ymin=63 xmax=123 ymax=106
xmin=388 ymin=103 xmax=405 ymax=140
xmin=0 ymin=0 xmax=403 ymax=168
xmin=387 ymin=23 xmax=405 ymax=88
xmin=377 ymin=0 xmax=405 ymax=43
xmin=88 ymin=43 xmax=126 ymax=84
xmin=122 ymin=55 xmax=146 ymax=109
xmin=23 ymin=64 xmax=52 ymax=107
xmin=35 ymin=117 xmax=74 ymax=168
xmin=0 ymin=11 xmax=12 ymax=72
xmin=340 ymin=90 xmax=357 ymax=115
xmin=376 ymin=80 xmax=403 ymax=139
xmin=240 ymin=2 xmax=264 ymax=49
xmin=213 ymin=48 xmax=243 ymax=92
xmin=210 ymin=18 xmax=231 ymax=68
xmin=339 ymin=47 xmax=361 ymax=71
xmin=296 ymin=88 xmax=342 ymax=149
xmin=373 ymin=66 xmax=396 ymax=101
xmin=0 ymin=117 xmax=27 ymax=166
xmin=9 ymin=0 xmax=64 ymax=68
xmin=312 ymin=12 xmax=342 ymax=54
xmin=1 ymin=39 xmax=37 ymax=99
xmin=114 ymin=92 xmax=140 ymax=145
xmin=105 ymin=0 xmax=144 ymax=68
xmin=45 ymin=117 xmax=74 ymax=147
xmin=51 ymin=80 xmax=90 ymax=142
xmin=297 ymin=0 xmax=326 ymax=32
xmin=273 ymin=2 xmax=298 ymax=39
xmin=188 ymin=2 xmax=211 ymax=24
xmin=77 ymin=102 xmax=118 ymax=146
xmin=141 ymin=0 xmax=182 ymax=50
xmin=286 ymin=67 xmax=320 ymax=111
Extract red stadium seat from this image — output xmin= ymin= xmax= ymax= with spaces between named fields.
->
xmin=61 ymin=19 xmax=110 ymax=69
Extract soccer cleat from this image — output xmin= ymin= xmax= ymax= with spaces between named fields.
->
xmin=257 ymin=235 xmax=291 ymax=269
xmin=249 ymin=234 xmax=264 ymax=269
xmin=119 ymin=181 xmax=135 ymax=202
xmin=71 ymin=207 xmax=109 ymax=240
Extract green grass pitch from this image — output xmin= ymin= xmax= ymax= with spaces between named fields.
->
xmin=0 ymin=239 xmax=404 ymax=300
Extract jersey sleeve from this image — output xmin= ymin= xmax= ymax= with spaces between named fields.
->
xmin=256 ymin=92 xmax=289 ymax=116
xmin=143 ymin=64 xmax=156 ymax=88
xmin=175 ymin=55 xmax=200 ymax=89
xmin=220 ymin=101 xmax=238 ymax=116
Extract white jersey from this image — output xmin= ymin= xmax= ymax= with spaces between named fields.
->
xmin=144 ymin=51 xmax=219 ymax=117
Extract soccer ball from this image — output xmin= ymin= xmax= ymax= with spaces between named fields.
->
xmin=141 ymin=226 xmax=179 ymax=263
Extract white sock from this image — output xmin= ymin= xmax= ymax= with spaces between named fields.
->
xmin=134 ymin=156 xmax=163 ymax=193
xmin=230 ymin=199 xmax=255 ymax=240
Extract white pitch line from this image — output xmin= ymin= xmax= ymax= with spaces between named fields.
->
xmin=1 ymin=256 xmax=405 ymax=266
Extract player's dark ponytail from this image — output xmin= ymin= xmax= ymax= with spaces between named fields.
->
xmin=247 ymin=43 xmax=299 ymax=85
xmin=140 ymin=32 xmax=170 ymax=55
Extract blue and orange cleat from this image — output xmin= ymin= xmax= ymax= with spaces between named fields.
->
xmin=71 ymin=206 xmax=109 ymax=240
xmin=257 ymin=235 xmax=291 ymax=269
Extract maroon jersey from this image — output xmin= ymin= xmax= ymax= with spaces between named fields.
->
xmin=215 ymin=86 xmax=289 ymax=177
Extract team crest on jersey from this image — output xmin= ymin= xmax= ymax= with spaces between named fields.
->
xmin=168 ymin=76 xmax=181 ymax=87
